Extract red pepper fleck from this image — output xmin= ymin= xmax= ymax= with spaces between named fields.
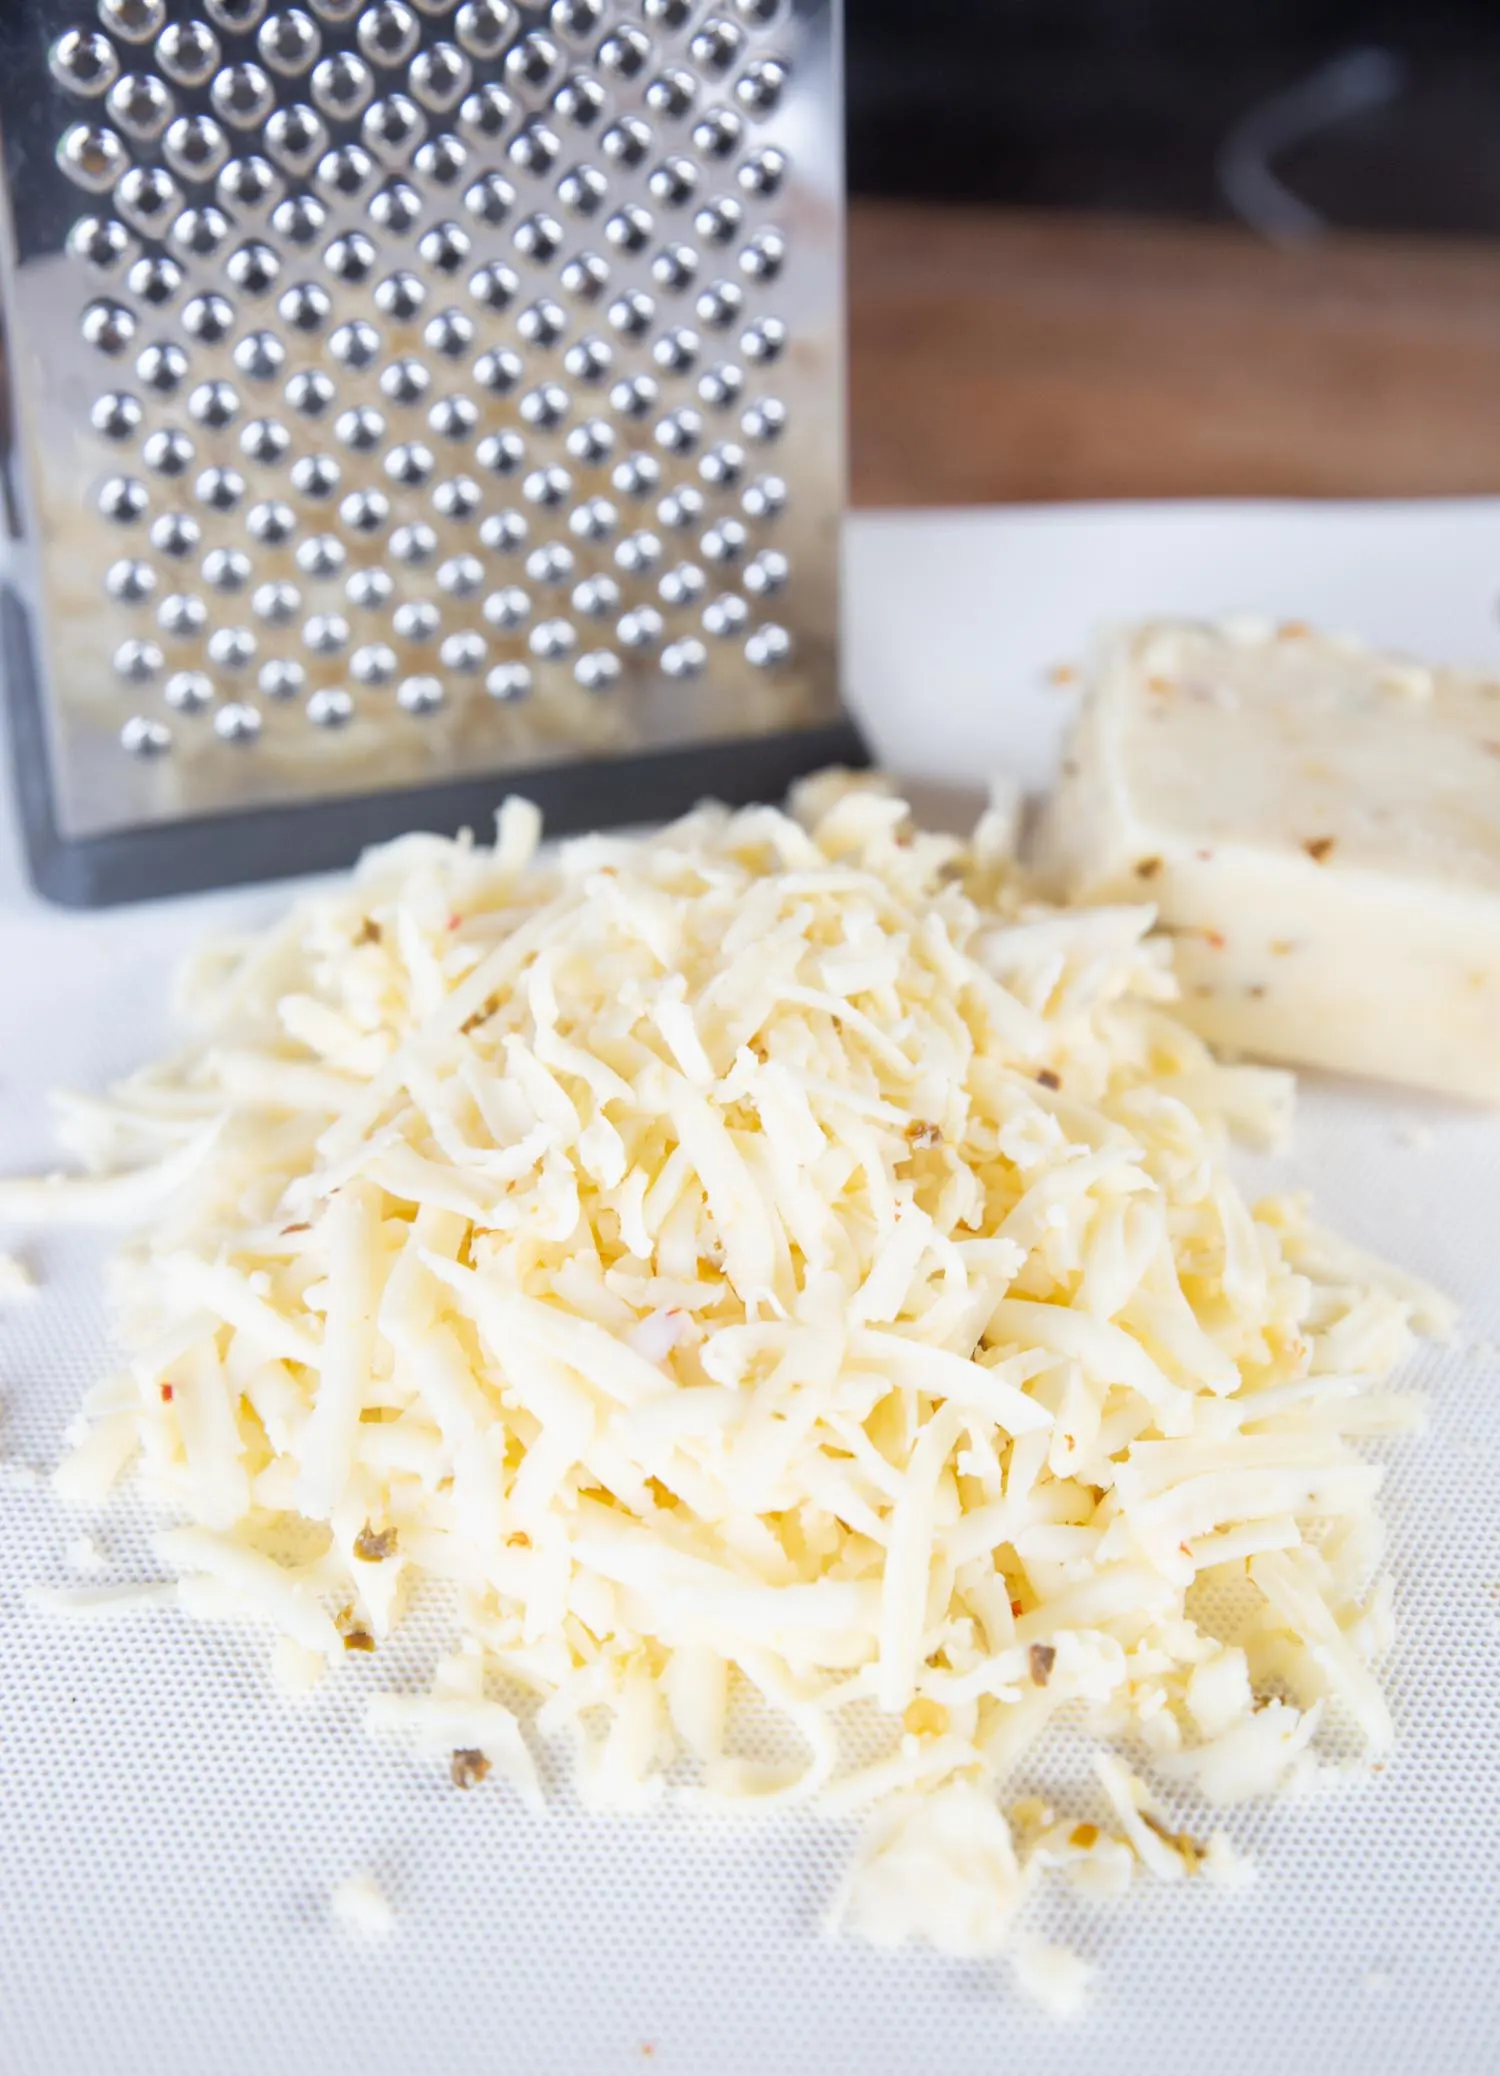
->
xmin=160 ymin=1382 xmax=174 ymax=1403
xmin=1204 ymin=930 xmax=1226 ymax=950
xmin=451 ymin=1747 xmax=491 ymax=1790
xmin=447 ymin=914 xmax=463 ymax=931
xmin=1010 ymin=1599 xmax=1025 ymax=1619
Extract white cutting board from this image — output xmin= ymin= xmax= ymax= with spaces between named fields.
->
xmin=1 ymin=502 xmax=1498 ymax=2076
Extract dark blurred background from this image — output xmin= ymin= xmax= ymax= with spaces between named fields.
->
xmin=848 ymin=0 xmax=1500 ymax=231
xmin=843 ymin=0 xmax=1500 ymax=505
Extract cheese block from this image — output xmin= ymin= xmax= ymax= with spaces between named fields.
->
xmin=1034 ymin=618 xmax=1500 ymax=1102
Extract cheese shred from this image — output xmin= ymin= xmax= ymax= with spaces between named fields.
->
xmin=8 ymin=776 xmax=1447 ymax=1993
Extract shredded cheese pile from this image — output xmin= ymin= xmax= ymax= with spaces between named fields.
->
xmin=9 ymin=775 xmax=1447 ymax=1978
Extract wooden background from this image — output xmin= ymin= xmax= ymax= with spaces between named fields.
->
xmin=848 ymin=202 xmax=1500 ymax=507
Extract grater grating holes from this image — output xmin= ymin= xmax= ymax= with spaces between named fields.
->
xmin=143 ymin=428 xmax=195 ymax=477
xmin=741 ymin=394 xmax=785 ymax=442
xmin=396 ymin=671 xmax=445 ymax=712
xmin=106 ymin=556 xmax=157 ymax=601
xmin=254 ymin=579 xmax=303 ymax=623
xmin=702 ymin=590 xmax=748 ymax=637
xmin=661 ymin=634 xmax=705 ymax=676
xmin=475 ymin=429 xmax=525 ymax=475
xmin=413 ymin=130 xmax=469 ymax=182
xmin=99 ymin=475 xmax=150 ymax=524
xmin=165 ymin=666 xmax=216 ymax=709
xmin=645 ymin=67 xmax=696 ymax=120
xmin=69 ymin=215 xmax=134 ymax=269
xmin=650 ymin=241 xmax=696 ymax=293
xmin=201 ymin=543 xmax=254 ymax=592
xmin=156 ymin=20 xmax=222 ymax=86
xmin=114 ymin=634 xmax=164 ymax=680
xmin=559 ymin=249 xmax=610 ymax=299
xmin=350 ymin=639 xmax=398 ymax=681
xmin=205 ymin=627 xmax=257 ymax=673
xmin=107 ymin=71 xmax=176 ymax=143
xmin=150 ymin=510 xmax=201 ymax=555
xmin=62 ymin=0 xmax=807 ymax=751
xmin=487 ymin=658 xmax=531 ymax=699
xmin=389 ymin=521 xmax=436 ymax=563
xmin=57 ymin=123 xmax=130 ymax=193
xmin=82 ymin=298 xmax=138 ymax=355
xmin=52 ymin=29 xmax=122 ymax=95
xmin=121 ymin=712 xmax=173 ymax=753
xmin=261 ymin=653 xmax=307 ymax=694
xmin=408 ymin=42 xmax=472 ymax=111
xmin=164 ymin=111 xmax=231 ymax=178
xmin=296 ymin=531 xmax=346 ymax=575
xmin=440 ymin=629 xmax=486 ymax=671
xmin=455 ymin=0 xmax=514 ymax=61
xmin=309 ymin=47 xmax=371 ymax=113
xmin=221 ymin=148 xmax=285 ymax=207
xmin=214 ymin=699 xmax=263 ymax=740
xmin=94 ymin=390 xmax=145 ymax=440
xmin=158 ymin=596 xmax=209 ymax=646
xmin=509 ymin=121 xmax=561 ymax=177
xmin=553 ymin=70 xmax=607 ymax=128
xmin=506 ymin=31 xmax=562 ymax=92
xmin=577 ymin=497 xmax=621 ymax=540
xmin=307 ymin=683 xmax=355 ymax=723
xmin=171 ymin=202 xmax=232 ymax=256
xmin=245 ymin=496 xmax=296 ymax=542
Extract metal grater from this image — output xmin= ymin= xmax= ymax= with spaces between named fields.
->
xmin=0 ymin=0 xmax=856 ymax=905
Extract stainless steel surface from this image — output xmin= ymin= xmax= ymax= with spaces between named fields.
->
xmin=0 ymin=0 xmax=842 ymax=843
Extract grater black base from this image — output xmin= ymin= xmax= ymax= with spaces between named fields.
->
xmin=4 ymin=587 xmax=868 ymax=910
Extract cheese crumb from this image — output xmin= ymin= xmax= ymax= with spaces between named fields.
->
xmin=1201 ymin=1831 xmax=1256 ymax=1889
xmin=330 ymin=1874 xmax=393 ymax=1940
xmin=1011 ymin=1936 xmax=1096 ymax=2020
xmin=831 ymin=1787 xmax=1027 ymax=1957
xmin=0 ymin=1253 xmax=37 ymax=1302
xmin=272 ymin=1634 xmax=328 ymax=1697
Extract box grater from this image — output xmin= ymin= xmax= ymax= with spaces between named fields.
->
xmin=0 ymin=0 xmax=856 ymax=905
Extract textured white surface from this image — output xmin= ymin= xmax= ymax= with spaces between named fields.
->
xmin=2 ymin=503 xmax=1499 ymax=2076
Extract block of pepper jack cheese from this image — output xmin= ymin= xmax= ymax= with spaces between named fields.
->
xmin=1033 ymin=618 xmax=1500 ymax=1102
